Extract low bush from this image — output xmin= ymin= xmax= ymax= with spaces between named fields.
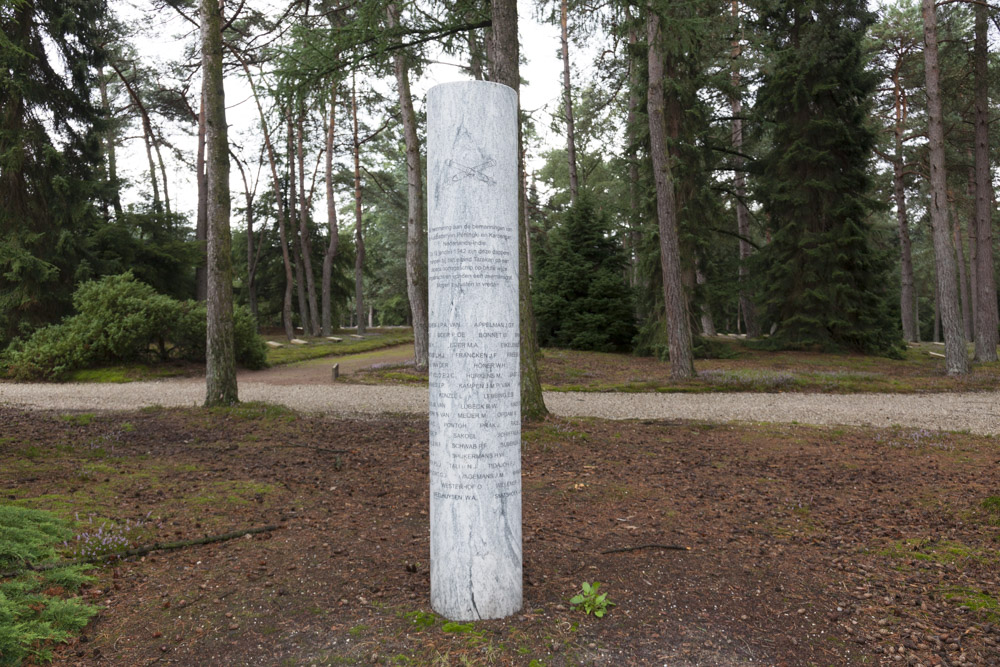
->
xmin=3 ymin=273 xmax=268 ymax=380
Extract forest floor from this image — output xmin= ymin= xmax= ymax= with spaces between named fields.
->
xmin=3 ymin=405 xmax=1000 ymax=666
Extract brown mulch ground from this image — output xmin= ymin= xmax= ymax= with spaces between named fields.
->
xmin=349 ymin=343 xmax=1000 ymax=394
xmin=3 ymin=405 xmax=999 ymax=665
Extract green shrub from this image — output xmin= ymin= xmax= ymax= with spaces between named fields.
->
xmin=71 ymin=272 xmax=176 ymax=363
xmin=168 ymin=301 xmax=267 ymax=370
xmin=2 ymin=273 xmax=268 ymax=379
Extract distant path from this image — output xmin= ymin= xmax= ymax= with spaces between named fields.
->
xmin=237 ymin=343 xmax=416 ymax=385
xmin=2 ymin=377 xmax=1000 ymax=435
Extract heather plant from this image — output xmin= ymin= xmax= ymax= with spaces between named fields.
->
xmin=64 ymin=513 xmax=153 ymax=561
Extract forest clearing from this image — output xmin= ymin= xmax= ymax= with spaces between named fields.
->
xmin=4 ymin=0 xmax=1000 ymax=663
xmin=2 ymin=403 xmax=999 ymax=666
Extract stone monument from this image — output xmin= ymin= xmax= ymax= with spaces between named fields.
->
xmin=426 ymin=81 xmax=522 ymax=621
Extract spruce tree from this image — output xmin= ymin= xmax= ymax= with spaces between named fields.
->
xmin=534 ymin=197 xmax=636 ymax=352
xmin=0 ymin=0 xmax=108 ymax=345
xmin=753 ymin=0 xmax=900 ymax=355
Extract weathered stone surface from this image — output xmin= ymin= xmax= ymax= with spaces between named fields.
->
xmin=427 ymin=81 xmax=522 ymax=621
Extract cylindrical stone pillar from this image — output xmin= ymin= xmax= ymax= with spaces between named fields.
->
xmin=427 ymin=81 xmax=522 ymax=621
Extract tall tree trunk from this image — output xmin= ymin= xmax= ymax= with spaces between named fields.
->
xmin=387 ymin=3 xmax=429 ymax=370
xmin=155 ymin=141 xmax=171 ymax=216
xmin=97 ymin=67 xmax=124 ymax=220
xmin=201 ymin=0 xmax=237 ymax=406
xmin=296 ymin=105 xmax=321 ymax=336
xmin=523 ymin=157 xmax=534 ymax=279
xmin=234 ymin=156 xmax=258 ymax=322
xmin=966 ymin=162 xmax=978 ymax=345
xmin=322 ymin=85 xmax=340 ymax=337
xmin=491 ymin=0 xmax=547 ymax=419
xmin=951 ymin=201 xmax=972 ymax=341
xmin=647 ymin=7 xmax=694 ymax=379
xmin=933 ymin=284 xmax=940 ymax=342
xmin=626 ymin=19 xmax=641 ymax=290
xmin=560 ymin=0 xmax=579 ymax=202
xmin=695 ymin=264 xmax=715 ymax=336
xmin=973 ymin=2 xmax=998 ymax=361
xmin=892 ymin=70 xmax=917 ymax=341
xmin=351 ymin=77 xmax=366 ymax=336
xmin=730 ymin=0 xmax=759 ymax=338
xmin=287 ymin=111 xmax=310 ymax=336
xmin=922 ymin=0 xmax=967 ymax=374
xmin=195 ymin=92 xmax=208 ymax=301
xmin=467 ymin=15 xmax=486 ymax=80
xmin=231 ymin=49 xmax=294 ymax=340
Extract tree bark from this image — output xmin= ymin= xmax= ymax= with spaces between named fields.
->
xmin=387 ymin=3 xmax=429 ymax=370
xmin=287 ymin=113 xmax=309 ymax=336
xmin=322 ymin=84 xmax=340 ymax=337
xmin=201 ymin=0 xmax=238 ymax=406
xmin=560 ymin=0 xmax=579 ymax=203
xmin=647 ymin=6 xmax=694 ymax=379
xmin=490 ymin=0 xmax=548 ymax=419
xmin=351 ymin=77 xmax=366 ymax=336
xmin=195 ymin=91 xmax=208 ymax=302
xmin=695 ymin=264 xmax=715 ymax=336
xmin=951 ymin=201 xmax=972 ymax=341
xmin=730 ymin=0 xmax=759 ymax=338
xmin=892 ymin=68 xmax=917 ymax=342
xmin=922 ymin=0 xmax=967 ymax=374
xmin=97 ymin=67 xmax=124 ymax=220
xmin=626 ymin=18 xmax=641 ymax=290
xmin=972 ymin=1 xmax=998 ymax=361
xmin=296 ymin=104 xmax=321 ymax=336
xmin=233 ymin=156 xmax=258 ymax=321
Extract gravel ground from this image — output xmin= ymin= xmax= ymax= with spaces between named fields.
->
xmin=2 ymin=379 xmax=1000 ymax=435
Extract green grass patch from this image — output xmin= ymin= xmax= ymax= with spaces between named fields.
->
xmin=981 ymin=496 xmax=1000 ymax=526
xmin=940 ymin=586 xmax=1000 ymax=622
xmin=206 ymin=401 xmax=298 ymax=423
xmin=0 ymin=505 xmax=100 ymax=666
xmin=63 ymin=363 xmax=192 ymax=383
xmin=185 ymin=480 xmax=278 ymax=508
xmin=265 ymin=333 xmax=413 ymax=366
xmin=59 ymin=413 xmax=96 ymax=427
xmin=876 ymin=538 xmax=999 ymax=566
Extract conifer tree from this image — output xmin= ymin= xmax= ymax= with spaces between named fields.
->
xmin=753 ymin=0 xmax=900 ymax=355
xmin=0 ymin=0 xmax=108 ymax=344
xmin=534 ymin=197 xmax=636 ymax=352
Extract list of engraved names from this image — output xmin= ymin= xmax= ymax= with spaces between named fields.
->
xmin=428 ymin=220 xmax=520 ymax=505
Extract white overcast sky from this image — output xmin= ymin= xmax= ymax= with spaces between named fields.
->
xmin=113 ymin=0 xmax=597 ymax=223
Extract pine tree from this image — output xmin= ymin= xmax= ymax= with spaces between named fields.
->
xmin=534 ymin=197 xmax=636 ymax=352
xmin=753 ymin=0 xmax=900 ymax=355
xmin=0 ymin=0 xmax=108 ymax=345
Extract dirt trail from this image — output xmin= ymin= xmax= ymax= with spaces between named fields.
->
xmin=237 ymin=343 xmax=416 ymax=385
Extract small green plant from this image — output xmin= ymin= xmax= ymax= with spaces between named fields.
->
xmin=569 ymin=581 xmax=615 ymax=617
xmin=982 ymin=496 xmax=1000 ymax=525
xmin=403 ymin=610 xmax=437 ymax=629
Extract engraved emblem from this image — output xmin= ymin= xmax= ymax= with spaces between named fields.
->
xmin=446 ymin=158 xmax=496 ymax=186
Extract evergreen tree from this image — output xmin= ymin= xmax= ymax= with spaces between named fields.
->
xmin=534 ymin=197 xmax=636 ymax=352
xmin=0 ymin=0 xmax=108 ymax=345
xmin=752 ymin=0 xmax=900 ymax=355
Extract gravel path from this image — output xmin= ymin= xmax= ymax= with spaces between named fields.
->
xmin=2 ymin=379 xmax=1000 ymax=435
